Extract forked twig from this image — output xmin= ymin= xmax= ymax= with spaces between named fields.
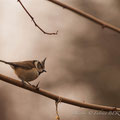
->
xmin=17 ymin=0 xmax=58 ymax=35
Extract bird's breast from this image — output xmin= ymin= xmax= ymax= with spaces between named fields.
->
xmin=14 ymin=68 xmax=39 ymax=81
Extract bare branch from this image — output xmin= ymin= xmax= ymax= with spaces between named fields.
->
xmin=17 ymin=0 xmax=58 ymax=35
xmin=0 ymin=74 xmax=120 ymax=112
xmin=47 ymin=0 xmax=120 ymax=33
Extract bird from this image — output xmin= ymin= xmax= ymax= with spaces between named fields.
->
xmin=0 ymin=58 xmax=47 ymax=87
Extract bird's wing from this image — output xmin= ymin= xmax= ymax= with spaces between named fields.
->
xmin=10 ymin=61 xmax=35 ymax=70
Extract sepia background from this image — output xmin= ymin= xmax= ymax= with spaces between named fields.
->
xmin=0 ymin=0 xmax=120 ymax=120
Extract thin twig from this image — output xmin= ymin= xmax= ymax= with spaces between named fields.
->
xmin=47 ymin=0 xmax=120 ymax=33
xmin=55 ymin=101 xmax=60 ymax=120
xmin=0 ymin=74 xmax=120 ymax=112
xmin=17 ymin=0 xmax=58 ymax=35
xmin=55 ymin=97 xmax=62 ymax=120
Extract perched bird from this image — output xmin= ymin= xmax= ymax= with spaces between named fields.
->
xmin=0 ymin=58 xmax=46 ymax=86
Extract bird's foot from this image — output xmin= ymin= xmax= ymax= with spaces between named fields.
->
xmin=35 ymin=81 xmax=40 ymax=90
xmin=25 ymin=81 xmax=40 ymax=90
xmin=22 ymin=80 xmax=26 ymax=86
xmin=31 ymin=81 xmax=40 ymax=90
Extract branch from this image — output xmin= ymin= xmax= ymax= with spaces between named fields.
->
xmin=47 ymin=0 xmax=120 ymax=33
xmin=0 ymin=74 xmax=120 ymax=112
xmin=17 ymin=0 xmax=58 ymax=35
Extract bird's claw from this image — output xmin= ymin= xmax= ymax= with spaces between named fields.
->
xmin=32 ymin=81 xmax=40 ymax=90
xmin=36 ymin=81 xmax=40 ymax=88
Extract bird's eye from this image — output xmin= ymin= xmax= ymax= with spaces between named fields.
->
xmin=37 ymin=62 xmax=42 ymax=69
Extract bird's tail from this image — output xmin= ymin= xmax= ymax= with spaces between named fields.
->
xmin=0 ymin=60 xmax=16 ymax=67
xmin=0 ymin=60 xmax=9 ymax=64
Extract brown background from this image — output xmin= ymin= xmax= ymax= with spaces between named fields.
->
xmin=0 ymin=0 xmax=120 ymax=120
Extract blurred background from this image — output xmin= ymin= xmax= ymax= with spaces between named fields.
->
xmin=0 ymin=0 xmax=120 ymax=120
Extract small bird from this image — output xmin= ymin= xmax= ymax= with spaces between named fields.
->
xmin=0 ymin=58 xmax=47 ymax=87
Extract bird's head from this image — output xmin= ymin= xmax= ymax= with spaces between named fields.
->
xmin=33 ymin=58 xmax=47 ymax=74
